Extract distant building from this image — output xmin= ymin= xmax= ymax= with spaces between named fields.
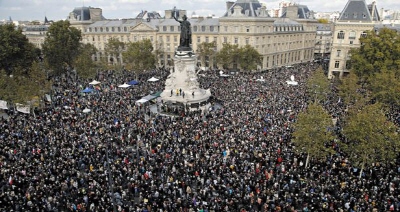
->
xmin=328 ymin=0 xmax=380 ymax=79
xmin=69 ymin=0 xmax=318 ymax=70
xmin=314 ymin=23 xmax=333 ymax=60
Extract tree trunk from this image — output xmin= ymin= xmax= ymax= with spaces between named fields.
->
xmin=305 ymin=153 xmax=310 ymax=168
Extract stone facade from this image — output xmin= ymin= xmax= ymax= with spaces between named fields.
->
xmin=71 ymin=0 xmax=318 ymax=71
xmin=328 ymin=0 xmax=380 ymax=79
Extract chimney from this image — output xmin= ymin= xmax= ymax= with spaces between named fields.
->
xmin=89 ymin=8 xmax=103 ymax=21
xmin=286 ymin=5 xmax=298 ymax=19
xmin=226 ymin=1 xmax=235 ymax=10
xmin=165 ymin=10 xmax=173 ymax=19
xmin=371 ymin=1 xmax=376 ymax=21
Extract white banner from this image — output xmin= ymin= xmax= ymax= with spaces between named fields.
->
xmin=16 ymin=103 xmax=30 ymax=114
xmin=0 ymin=100 xmax=7 ymax=110
xmin=45 ymin=94 xmax=51 ymax=102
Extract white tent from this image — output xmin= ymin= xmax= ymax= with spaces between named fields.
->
xmin=118 ymin=83 xmax=131 ymax=88
xmin=147 ymin=77 xmax=159 ymax=82
xmin=0 ymin=100 xmax=7 ymax=110
xmin=16 ymin=103 xmax=30 ymax=114
xmin=82 ymin=108 xmax=91 ymax=113
xmin=89 ymin=80 xmax=101 ymax=85
xmin=136 ymin=99 xmax=148 ymax=103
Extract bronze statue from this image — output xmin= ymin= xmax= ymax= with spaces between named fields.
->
xmin=174 ymin=14 xmax=192 ymax=50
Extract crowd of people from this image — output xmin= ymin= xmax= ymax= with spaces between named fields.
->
xmin=0 ymin=63 xmax=399 ymax=212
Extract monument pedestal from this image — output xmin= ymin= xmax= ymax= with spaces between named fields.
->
xmin=161 ymin=49 xmax=211 ymax=111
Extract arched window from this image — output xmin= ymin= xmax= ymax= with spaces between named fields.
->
xmin=337 ymin=31 xmax=345 ymax=39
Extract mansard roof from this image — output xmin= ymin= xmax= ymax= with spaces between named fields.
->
xmin=222 ymin=0 xmax=270 ymax=17
xmin=281 ymin=5 xmax=313 ymax=19
xmin=338 ymin=0 xmax=379 ymax=22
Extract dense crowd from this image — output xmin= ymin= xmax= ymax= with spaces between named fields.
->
xmin=1 ymin=63 xmax=399 ymax=212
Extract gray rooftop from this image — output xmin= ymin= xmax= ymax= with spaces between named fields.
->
xmin=338 ymin=0 xmax=380 ymax=22
xmin=222 ymin=0 xmax=269 ymax=17
xmin=280 ymin=5 xmax=313 ymax=19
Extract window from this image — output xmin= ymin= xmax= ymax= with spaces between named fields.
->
xmin=112 ymin=27 xmax=114 ymax=32
xmin=170 ymin=26 xmax=174 ymax=32
xmin=205 ymin=37 xmax=209 ymax=43
xmin=193 ymin=26 xmax=197 ymax=32
xmin=106 ymin=27 xmax=109 ymax=32
xmin=246 ymin=27 xmax=250 ymax=32
xmin=210 ymin=26 xmax=214 ymax=32
xmin=361 ymin=31 xmax=367 ymax=38
xmin=234 ymin=37 xmax=238 ymax=44
xmin=124 ymin=27 xmax=127 ymax=32
xmin=337 ymin=31 xmax=345 ymax=39
xmin=336 ymin=50 xmax=341 ymax=57
xmin=349 ymin=31 xmax=356 ymax=39
xmin=223 ymin=37 xmax=227 ymax=43
xmin=350 ymin=41 xmax=353 ymax=44
xmin=197 ymin=37 xmax=200 ymax=43
xmin=245 ymin=38 xmax=249 ymax=45
xmin=353 ymin=13 xmax=357 ymax=18
xmin=166 ymin=36 xmax=170 ymax=42
xmin=163 ymin=26 xmax=167 ymax=31
xmin=201 ymin=26 xmax=206 ymax=32
xmin=174 ymin=36 xmax=177 ymax=42
xmin=118 ymin=27 xmax=121 ymax=32
xmin=213 ymin=37 xmax=217 ymax=42
xmin=334 ymin=61 xmax=340 ymax=68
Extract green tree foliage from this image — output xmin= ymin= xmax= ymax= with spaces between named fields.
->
xmin=0 ymin=23 xmax=39 ymax=75
xmin=42 ymin=20 xmax=82 ymax=76
xmin=196 ymin=41 xmax=217 ymax=67
xmin=0 ymin=62 xmax=50 ymax=104
xmin=238 ymin=44 xmax=262 ymax=71
xmin=350 ymin=28 xmax=400 ymax=81
xmin=216 ymin=43 xmax=240 ymax=69
xmin=292 ymin=103 xmax=336 ymax=167
xmin=105 ymin=37 xmax=125 ymax=66
xmin=349 ymin=27 xmax=400 ymax=108
xmin=342 ymin=103 xmax=400 ymax=178
xmin=317 ymin=19 xmax=329 ymax=24
xmin=337 ymin=72 xmax=364 ymax=106
xmin=122 ymin=39 xmax=155 ymax=73
xmin=306 ymin=67 xmax=331 ymax=103
xmin=216 ymin=43 xmax=261 ymax=71
xmin=370 ymin=69 xmax=400 ymax=107
xmin=74 ymin=43 xmax=98 ymax=79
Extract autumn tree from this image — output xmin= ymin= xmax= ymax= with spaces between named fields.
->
xmin=342 ymin=103 xmax=400 ymax=178
xmin=122 ymin=39 xmax=156 ymax=73
xmin=42 ymin=20 xmax=82 ymax=76
xmin=196 ymin=41 xmax=217 ymax=68
xmin=0 ymin=23 xmax=39 ymax=75
xmin=292 ymin=103 xmax=336 ymax=168
xmin=74 ymin=43 xmax=98 ymax=79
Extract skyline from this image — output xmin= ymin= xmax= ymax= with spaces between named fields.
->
xmin=0 ymin=0 xmax=399 ymax=21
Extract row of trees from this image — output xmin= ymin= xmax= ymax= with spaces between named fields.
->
xmin=292 ymin=28 xmax=400 ymax=177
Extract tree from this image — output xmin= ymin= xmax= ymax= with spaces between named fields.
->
xmin=317 ymin=19 xmax=329 ymax=24
xmin=342 ymin=103 xmax=400 ymax=178
xmin=0 ymin=23 xmax=39 ymax=75
xmin=0 ymin=62 xmax=50 ymax=104
xmin=105 ymin=37 xmax=125 ymax=66
xmin=370 ymin=69 xmax=400 ymax=108
xmin=216 ymin=43 xmax=240 ymax=69
xmin=196 ymin=41 xmax=217 ymax=68
xmin=306 ymin=67 xmax=331 ymax=103
xmin=337 ymin=72 xmax=363 ymax=106
xmin=42 ymin=20 xmax=82 ymax=76
xmin=122 ymin=39 xmax=156 ymax=73
xmin=292 ymin=103 xmax=336 ymax=168
xmin=238 ymin=44 xmax=262 ymax=71
xmin=350 ymin=28 xmax=400 ymax=82
xmin=74 ymin=43 xmax=98 ymax=79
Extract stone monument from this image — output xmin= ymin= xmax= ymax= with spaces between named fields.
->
xmin=160 ymin=7 xmax=211 ymax=111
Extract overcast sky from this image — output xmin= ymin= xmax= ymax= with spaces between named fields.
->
xmin=0 ymin=0 xmax=399 ymax=21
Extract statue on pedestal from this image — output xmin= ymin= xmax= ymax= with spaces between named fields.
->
xmin=173 ymin=7 xmax=192 ymax=51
